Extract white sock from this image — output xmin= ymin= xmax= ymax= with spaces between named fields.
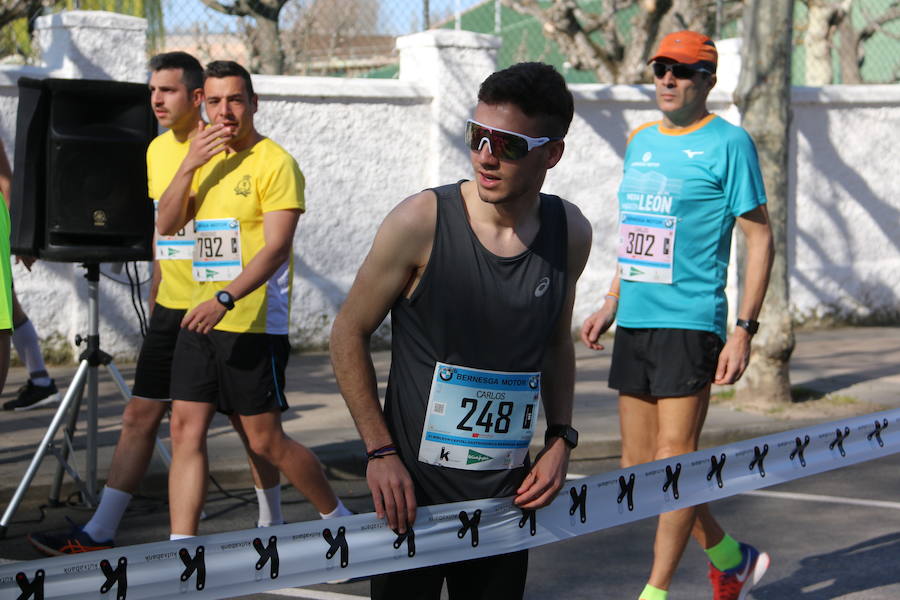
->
xmin=256 ymin=485 xmax=284 ymax=527
xmin=170 ymin=533 xmax=194 ymax=541
xmin=82 ymin=486 xmax=132 ymax=542
xmin=320 ymin=499 xmax=353 ymax=519
xmin=11 ymin=319 xmax=51 ymax=386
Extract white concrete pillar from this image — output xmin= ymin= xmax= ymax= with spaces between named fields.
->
xmin=34 ymin=10 xmax=148 ymax=82
xmin=397 ymin=30 xmax=501 ymax=186
xmin=715 ymin=37 xmax=743 ymax=97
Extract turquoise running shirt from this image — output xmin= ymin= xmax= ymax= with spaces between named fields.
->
xmin=616 ymin=114 xmax=767 ymax=340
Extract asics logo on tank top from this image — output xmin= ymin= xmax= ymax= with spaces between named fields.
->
xmin=534 ymin=277 xmax=551 ymax=297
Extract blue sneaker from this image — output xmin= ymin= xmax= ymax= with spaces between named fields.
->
xmin=28 ymin=518 xmax=113 ymax=556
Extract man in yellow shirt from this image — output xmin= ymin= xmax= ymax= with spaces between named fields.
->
xmin=157 ymin=60 xmax=349 ymax=539
xmin=29 ymin=52 xmax=283 ymax=555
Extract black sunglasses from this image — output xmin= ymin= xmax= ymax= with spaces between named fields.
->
xmin=652 ymin=62 xmax=710 ymax=80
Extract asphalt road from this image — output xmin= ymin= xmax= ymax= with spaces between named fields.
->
xmin=225 ymin=453 xmax=900 ymax=600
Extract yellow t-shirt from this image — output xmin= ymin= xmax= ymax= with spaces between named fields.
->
xmin=191 ymin=137 xmax=305 ymax=334
xmin=147 ymin=130 xmax=195 ymax=310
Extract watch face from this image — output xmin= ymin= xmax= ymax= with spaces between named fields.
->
xmin=216 ymin=291 xmax=233 ymax=308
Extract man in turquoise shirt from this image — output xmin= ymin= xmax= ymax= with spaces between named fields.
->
xmin=582 ymin=31 xmax=775 ymax=600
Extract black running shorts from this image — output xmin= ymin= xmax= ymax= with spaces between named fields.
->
xmin=170 ymin=328 xmax=290 ymax=416
xmin=131 ymin=304 xmax=186 ymax=401
xmin=371 ymin=550 xmax=528 ymax=600
xmin=609 ymin=327 xmax=724 ymax=397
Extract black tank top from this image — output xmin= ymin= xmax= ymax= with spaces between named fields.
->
xmin=384 ymin=181 xmax=568 ymax=504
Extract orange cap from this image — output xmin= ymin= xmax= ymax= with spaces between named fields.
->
xmin=648 ymin=31 xmax=718 ymax=71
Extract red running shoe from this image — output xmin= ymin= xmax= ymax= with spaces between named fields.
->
xmin=708 ymin=543 xmax=770 ymax=600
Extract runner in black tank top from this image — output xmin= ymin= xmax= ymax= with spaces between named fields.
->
xmin=385 ymin=181 xmax=567 ymax=505
xmin=331 ymin=63 xmax=592 ymax=600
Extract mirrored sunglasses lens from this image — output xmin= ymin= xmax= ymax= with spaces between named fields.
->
xmin=465 ymin=121 xmax=483 ymax=150
xmin=466 ymin=122 xmax=529 ymax=159
xmin=492 ymin=132 xmax=528 ymax=160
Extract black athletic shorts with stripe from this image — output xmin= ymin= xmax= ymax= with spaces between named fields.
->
xmin=170 ymin=328 xmax=290 ymax=416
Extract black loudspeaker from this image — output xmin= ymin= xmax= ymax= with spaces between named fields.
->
xmin=11 ymin=77 xmax=156 ymax=262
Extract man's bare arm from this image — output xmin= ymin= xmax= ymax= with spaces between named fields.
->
xmin=516 ymin=200 xmax=593 ymax=509
xmin=714 ymin=204 xmax=774 ymax=384
xmin=330 ymin=191 xmax=436 ymax=533
xmin=182 ymin=208 xmax=300 ymax=333
xmin=157 ymin=122 xmax=227 ymax=236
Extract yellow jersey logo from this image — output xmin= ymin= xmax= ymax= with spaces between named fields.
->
xmin=234 ymin=175 xmax=252 ymax=197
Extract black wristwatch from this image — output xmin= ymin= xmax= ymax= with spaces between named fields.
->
xmin=215 ymin=290 xmax=236 ymax=311
xmin=735 ymin=318 xmax=759 ymax=335
xmin=545 ymin=424 xmax=579 ymax=450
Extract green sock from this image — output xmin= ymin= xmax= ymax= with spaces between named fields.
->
xmin=639 ymin=584 xmax=667 ymax=600
xmin=706 ymin=533 xmax=743 ymax=571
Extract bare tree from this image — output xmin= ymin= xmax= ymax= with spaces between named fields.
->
xmin=804 ymin=0 xmax=900 ymax=84
xmin=733 ymin=0 xmax=794 ymax=404
xmin=199 ymin=0 xmax=289 ymax=74
xmin=281 ymin=0 xmax=379 ymax=75
xmin=499 ymin=0 xmax=742 ymax=83
xmin=0 ymin=0 xmax=60 ymax=30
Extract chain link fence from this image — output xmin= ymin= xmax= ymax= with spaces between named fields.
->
xmin=0 ymin=1 xmax=897 ymax=84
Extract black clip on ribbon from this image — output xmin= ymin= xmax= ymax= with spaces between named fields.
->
xmin=179 ymin=546 xmax=206 ymax=591
xmin=15 ymin=569 xmax=45 ymax=600
xmin=323 ymin=526 xmax=350 ymax=568
xmin=707 ymin=453 xmax=726 ymax=488
xmin=790 ymin=435 xmax=810 ymax=467
xmin=393 ymin=528 xmax=416 ymax=557
xmin=663 ymin=463 xmax=681 ymax=499
xmin=867 ymin=419 xmax=889 ymax=447
xmin=518 ymin=508 xmax=537 ymax=536
xmin=569 ymin=484 xmax=587 ymax=523
xmin=617 ymin=473 xmax=636 ymax=512
xmin=253 ymin=535 xmax=279 ymax=579
xmin=830 ymin=427 xmax=850 ymax=457
xmin=749 ymin=444 xmax=769 ymax=477
xmin=457 ymin=509 xmax=482 ymax=547
xmin=100 ymin=557 xmax=127 ymax=600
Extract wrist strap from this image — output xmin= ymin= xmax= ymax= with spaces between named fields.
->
xmin=605 ymin=291 xmax=619 ymax=301
xmin=366 ymin=444 xmax=398 ymax=461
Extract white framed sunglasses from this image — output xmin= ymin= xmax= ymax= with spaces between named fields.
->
xmin=465 ymin=119 xmax=561 ymax=160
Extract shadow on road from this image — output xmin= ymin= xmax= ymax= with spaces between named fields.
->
xmin=754 ymin=531 xmax=900 ymax=598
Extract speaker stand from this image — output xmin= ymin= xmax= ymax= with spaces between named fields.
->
xmin=0 ymin=264 xmax=142 ymax=537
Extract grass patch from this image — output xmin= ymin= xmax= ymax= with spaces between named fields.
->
xmin=791 ymin=386 xmax=824 ymax=403
xmin=712 ymin=388 xmax=735 ymax=401
xmin=825 ymin=394 xmax=858 ymax=406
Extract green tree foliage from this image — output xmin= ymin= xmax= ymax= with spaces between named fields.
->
xmin=0 ymin=0 xmax=162 ymax=62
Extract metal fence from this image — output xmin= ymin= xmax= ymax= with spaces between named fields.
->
xmin=1 ymin=1 xmax=898 ymax=84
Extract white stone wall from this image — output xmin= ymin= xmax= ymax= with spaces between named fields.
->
xmin=789 ymin=86 xmax=900 ymax=323
xmin=0 ymin=12 xmax=897 ymax=361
